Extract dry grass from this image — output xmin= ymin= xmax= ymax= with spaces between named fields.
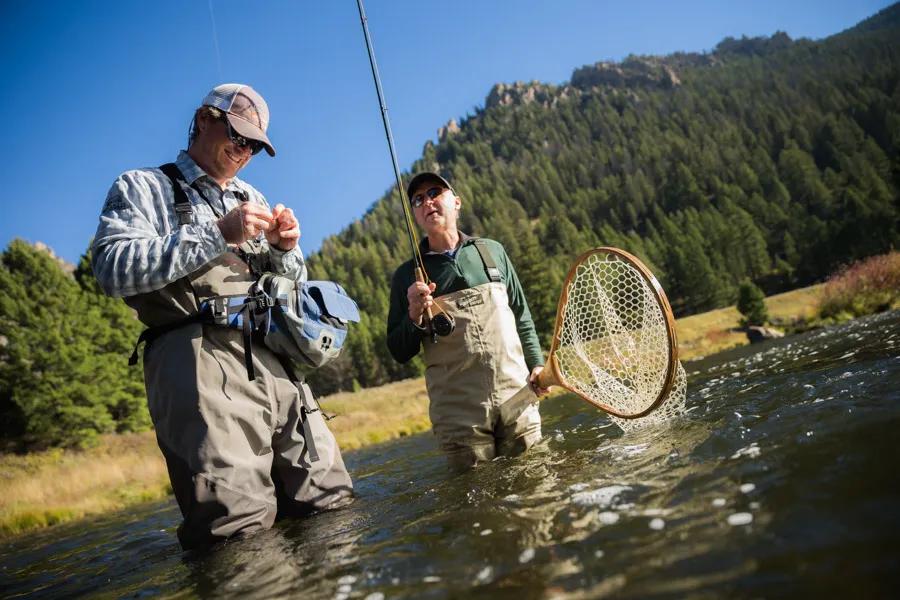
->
xmin=320 ymin=377 xmax=432 ymax=450
xmin=0 ymin=432 xmax=169 ymax=537
xmin=0 ymin=283 xmax=828 ymax=538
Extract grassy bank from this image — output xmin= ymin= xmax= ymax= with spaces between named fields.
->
xmin=0 ymin=283 xmax=826 ymax=538
xmin=320 ymin=377 xmax=432 ymax=450
xmin=0 ymin=433 xmax=170 ymax=537
xmin=676 ymin=284 xmax=823 ymax=360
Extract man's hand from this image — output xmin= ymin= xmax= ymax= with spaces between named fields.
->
xmin=266 ymin=204 xmax=301 ymax=251
xmin=529 ymin=366 xmax=551 ymax=397
xmin=217 ymin=203 xmax=274 ymax=245
xmin=407 ymin=281 xmax=437 ymax=325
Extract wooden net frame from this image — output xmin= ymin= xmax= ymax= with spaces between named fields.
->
xmin=536 ymin=247 xmax=683 ymax=420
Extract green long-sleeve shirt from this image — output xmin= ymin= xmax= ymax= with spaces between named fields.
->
xmin=387 ymin=233 xmax=544 ymax=371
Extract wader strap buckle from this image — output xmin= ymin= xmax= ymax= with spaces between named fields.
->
xmin=160 ymin=163 xmax=194 ymax=226
xmin=299 ymin=405 xmax=320 ymax=463
xmin=252 ymin=291 xmax=275 ymax=310
xmin=473 ymin=239 xmax=502 ymax=283
xmin=210 ymin=297 xmax=228 ymax=324
xmin=273 ymin=357 xmax=325 ymax=463
xmin=173 ymin=203 xmax=193 ymax=226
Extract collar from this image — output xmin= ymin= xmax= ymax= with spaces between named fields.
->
xmin=175 ymin=150 xmax=243 ymax=192
xmin=421 ymin=231 xmax=472 ymax=256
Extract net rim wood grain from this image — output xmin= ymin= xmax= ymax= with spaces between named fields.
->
xmin=536 ymin=247 xmax=679 ymax=419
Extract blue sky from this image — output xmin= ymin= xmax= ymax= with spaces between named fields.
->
xmin=0 ymin=0 xmax=891 ymax=264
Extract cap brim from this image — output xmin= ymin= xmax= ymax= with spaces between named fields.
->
xmin=406 ymin=172 xmax=453 ymax=200
xmin=226 ymin=114 xmax=276 ymax=157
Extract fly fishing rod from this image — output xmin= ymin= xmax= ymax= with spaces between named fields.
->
xmin=356 ymin=0 xmax=454 ymax=340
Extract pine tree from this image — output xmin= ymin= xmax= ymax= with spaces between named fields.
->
xmin=0 ymin=241 xmax=148 ymax=449
xmin=737 ymin=279 xmax=769 ymax=327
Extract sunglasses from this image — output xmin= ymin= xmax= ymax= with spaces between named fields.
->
xmin=221 ymin=116 xmax=265 ymax=155
xmin=410 ymin=186 xmax=447 ymax=208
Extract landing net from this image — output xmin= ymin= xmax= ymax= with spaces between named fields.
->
xmin=551 ymin=248 xmax=686 ymax=425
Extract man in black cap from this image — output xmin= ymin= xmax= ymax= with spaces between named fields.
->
xmin=387 ymin=172 xmax=549 ymax=470
xmin=92 ymin=83 xmax=353 ymax=549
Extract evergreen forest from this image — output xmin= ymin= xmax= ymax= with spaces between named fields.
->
xmin=1 ymin=4 xmax=898 ymax=447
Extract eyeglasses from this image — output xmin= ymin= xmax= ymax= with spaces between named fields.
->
xmin=220 ymin=116 xmax=265 ymax=155
xmin=410 ymin=186 xmax=447 ymax=208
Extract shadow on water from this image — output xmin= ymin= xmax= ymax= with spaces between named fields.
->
xmin=2 ymin=311 xmax=899 ymax=598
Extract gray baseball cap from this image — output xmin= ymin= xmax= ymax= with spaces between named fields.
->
xmin=201 ymin=83 xmax=276 ymax=156
xmin=406 ymin=172 xmax=454 ymax=201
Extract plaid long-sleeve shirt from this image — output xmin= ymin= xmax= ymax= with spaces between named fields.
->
xmin=92 ymin=151 xmax=306 ymax=298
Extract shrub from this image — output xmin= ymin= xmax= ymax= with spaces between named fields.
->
xmin=736 ymin=279 xmax=769 ymax=327
xmin=818 ymin=251 xmax=900 ymax=319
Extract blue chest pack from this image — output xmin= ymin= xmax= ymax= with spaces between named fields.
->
xmin=201 ymin=274 xmax=360 ymax=377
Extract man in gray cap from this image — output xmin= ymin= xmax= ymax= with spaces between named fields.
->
xmin=92 ymin=83 xmax=353 ymax=550
xmin=387 ymin=172 xmax=549 ymax=470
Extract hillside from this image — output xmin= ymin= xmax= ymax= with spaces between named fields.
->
xmin=303 ymin=4 xmax=900 ymax=394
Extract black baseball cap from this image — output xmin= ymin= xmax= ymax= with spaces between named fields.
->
xmin=406 ymin=172 xmax=454 ymax=201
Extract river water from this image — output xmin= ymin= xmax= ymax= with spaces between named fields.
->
xmin=2 ymin=310 xmax=898 ymax=598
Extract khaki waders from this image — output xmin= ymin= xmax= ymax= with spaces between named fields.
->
xmin=128 ymin=243 xmax=353 ymax=549
xmin=423 ymin=281 xmax=541 ymax=469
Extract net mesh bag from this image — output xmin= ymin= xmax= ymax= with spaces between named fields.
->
xmin=553 ymin=251 xmax=687 ymax=429
xmin=609 ymin=362 xmax=687 ymax=432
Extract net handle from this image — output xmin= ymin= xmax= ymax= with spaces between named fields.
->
xmin=542 ymin=247 xmax=679 ymax=419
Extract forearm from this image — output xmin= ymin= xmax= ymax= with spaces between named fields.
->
xmin=386 ymin=274 xmax=423 ymax=362
xmin=517 ymin=322 xmax=545 ymax=372
xmin=503 ymin=249 xmax=545 ymax=371
xmin=267 ymin=244 xmax=307 ymax=282
xmin=92 ymin=220 xmax=226 ymax=298
xmin=387 ymin=317 xmax=424 ymax=363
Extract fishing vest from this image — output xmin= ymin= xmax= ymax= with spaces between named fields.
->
xmin=127 ymin=163 xmax=360 ymax=380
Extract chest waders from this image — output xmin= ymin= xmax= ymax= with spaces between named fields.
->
xmin=422 ymin=240 xmax=541 ymax=469
xmin=126 ymin=164 xmax=352 ymax=549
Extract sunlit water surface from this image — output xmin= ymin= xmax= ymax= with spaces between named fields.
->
xmin=2 ymin=311 xmax=899 ymax=598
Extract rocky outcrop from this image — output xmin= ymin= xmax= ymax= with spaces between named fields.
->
xmin=34 ymin=241 xmax=75 ymax=275
xmin=486 ymin=81 xmax=562 ymax=110
xmin=571 ymin=56 xmax=687 ymax=91
xmin=483 ymin=54 xmax=714 ymax=113
xmin=437 ymin=118 xmax=460 ymax=141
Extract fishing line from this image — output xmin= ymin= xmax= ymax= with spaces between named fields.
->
xmin=207 ymin=0 xmax=224 ymax=81
xmin=355 ymin=0 xmax=425 ymax=277
xmin=356 ymin=0 xmax=455 ymax=339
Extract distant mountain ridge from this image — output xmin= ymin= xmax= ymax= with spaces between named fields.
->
xmin=301 ymin=5 xmax=900 ymax=393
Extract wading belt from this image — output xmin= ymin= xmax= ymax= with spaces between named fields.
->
xmin=127 ymin=291 xmax=277 ymax=381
